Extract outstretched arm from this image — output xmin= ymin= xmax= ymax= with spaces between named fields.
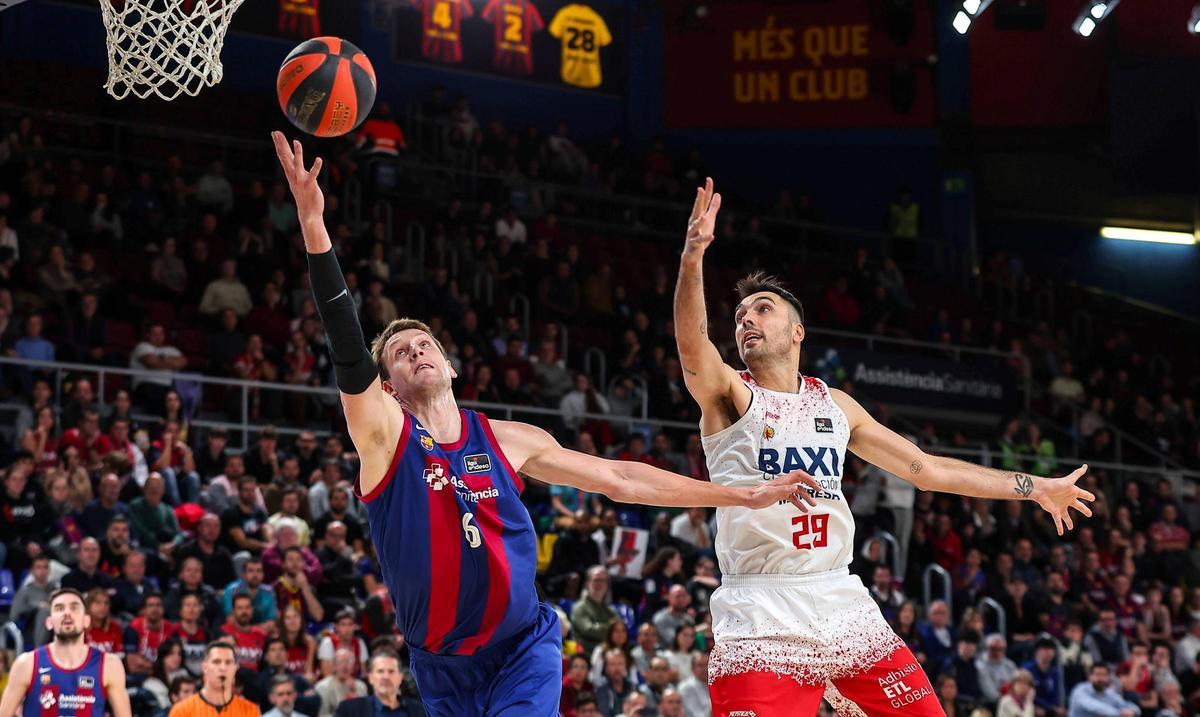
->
xmin=831 ymin=389 xmax=1094 ymax=535
xmin=272 ymin=132 xmax=404 ymax=494
xmin=491 ymin=419 xmax=820 ymax=510
xmin=674 ymin=178 xmax=751 ymax=433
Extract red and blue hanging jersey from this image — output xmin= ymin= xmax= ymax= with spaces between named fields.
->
xmin=482 ymin=0 xmax=545 ymax=75
xmin=24 ymin=646 xmax=105 ymax=717
xmin=415 ymin=0 xmax=474 ymax=64
xmin=356 ymin=409 xmax=538 ymax=656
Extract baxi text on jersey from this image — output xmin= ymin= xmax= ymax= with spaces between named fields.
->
xmin=757 ymin=446 xmax=841 ymax=476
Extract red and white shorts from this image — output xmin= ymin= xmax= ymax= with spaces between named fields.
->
xmin=707 ymin=569 xmax=944 ymax=717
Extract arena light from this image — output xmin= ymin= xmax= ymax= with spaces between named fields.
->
xmin=1188 ymin=4 xmax=1200 ymax=34
xmin=952 ymin=0 xmax=993 ymax=34
xmin=1100 ymin=226 xmax=1197 ymax=245
xmin=1073 ymin=0 xmax=1119 ymax=37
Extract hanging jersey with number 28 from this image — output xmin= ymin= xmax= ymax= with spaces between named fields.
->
xmin=702 ymin=373 xmax=856 ymax=576
xmin=482 ymin=0 xmax=545 ymax=75
xmin=548 ymin=3 xmax=611 ymax=88
xmin=355 ymin=409 xmax=538 ymax=656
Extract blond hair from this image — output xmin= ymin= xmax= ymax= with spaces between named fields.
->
xmin=369 ymin=318 xmax=447 ymax=380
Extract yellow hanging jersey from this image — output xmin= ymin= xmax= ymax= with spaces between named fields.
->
xmin=548 ymin=4 xmax=612 ymax=89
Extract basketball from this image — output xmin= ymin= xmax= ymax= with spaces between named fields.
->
xmin=277 ymin=36 xmax=376 ymax=138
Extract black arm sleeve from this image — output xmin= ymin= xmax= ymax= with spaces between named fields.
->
xmin=307 ymin=249 xmax=380 ymax=395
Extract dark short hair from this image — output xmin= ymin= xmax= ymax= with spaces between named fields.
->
xmin=263 ymin=637 xmax=285 ymax=653
xmin=168 ymin=675 xmax=196 ymax=696
xmin=366 ymin=649 xmax=400 ymax=672
xmin=49 ymin=588 xmax=85 ymax=609
xmin=142 ymin=590 xmax=164 ymax=605
xmin=1034 ymin=638 xmax=1057 ymax=653
xmin=231 ymin=593 xmax=253 ymax=607
xmin=959 ymin=630 xmax=981 ymax=645
xmin=282 ymin=546 xmax=303 ymax=560
xmin=204 ymin=641 xmax=236 ymax=660
xmin=576 ymin=694 xmax=598 ymax=709
xmin=735 ymin=271 xmax=805 ymax=324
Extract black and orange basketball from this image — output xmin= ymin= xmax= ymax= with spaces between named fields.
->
xmin=277 ymin=36 xmax=376 ymax=138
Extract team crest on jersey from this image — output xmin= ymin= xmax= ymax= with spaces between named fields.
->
xmin=423 ymin=464 xmax=451 ymax=490
xmin=814 ymin=417 xmax=834 ymax=433
xmin=762 ymin=425 xmax=776 ymax=441
xmin=40 ymin=689 xmax=56 ymax=709
xmin=464 ymin=453 xmax=491 ymax=473
xmin=40 ymin=674 xmax=51 ymax=684
xmin=419 ymin=434 xmax=435 ymax=452
xmin=79 ymin=676 xmax=95 ymax=689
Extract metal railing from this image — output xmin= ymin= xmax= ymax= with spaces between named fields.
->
xmin=923 ymin=563 xmax=953 ymax=616
xmin=875 ymin=530 xmax=902 ymax=578
xmin=978 ymin=596 xmax=1007 ymax=639
xmin=0 ymin=621 xmax=22 ymax=657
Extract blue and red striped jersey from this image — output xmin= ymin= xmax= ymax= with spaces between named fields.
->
xmin=416 ymin=0 xmax=474 ymax=64
xmin=24 ymin=646 xmax=105 ymax=717
xmin=482 ymin=0 xmax=545 ymax=75
xmin=357 ymin=409 xmax=539 ymax=655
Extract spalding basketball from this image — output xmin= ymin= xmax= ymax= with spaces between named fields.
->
xmin=277 ymin=36 xmax=376 ymax=138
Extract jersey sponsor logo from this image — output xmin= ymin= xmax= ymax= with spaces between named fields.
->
xmin=765 ymin=411 xmax=780 ymax=420
xmin=78 ymin=676 xmax=95 ymax=689
xmin=464 ymin=453 xmax=491 ymax=473
xmin=59 ymin=694 xmax=98 ymax=708
xmin=420 ymin=434 xmax=435 ymax=452
xmin=40 ymin=689 xmax=56 ymax=709
xmin=423 ymin=464 xmax=451 ymax=490
xmin=814 ymin=417 xmax=834 ymax=433
xmin=758 ymin=446 xmax=841 ymax=477
xmin=761 ymin=425 xmax=775 ymax=441
xmin=730 ymin=711 xmax=758 ymax=717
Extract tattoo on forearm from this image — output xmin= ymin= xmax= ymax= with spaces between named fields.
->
xmin=909 ymin=460 xmax=922 ymax=475
xmin=699 ymin=321 xmax=708 ymax=337
xmin=1013 ymin=473 xmax=1034 ymax=498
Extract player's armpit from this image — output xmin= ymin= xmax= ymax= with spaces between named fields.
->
xmin=345 ymin=395 xmax=406 ymax=498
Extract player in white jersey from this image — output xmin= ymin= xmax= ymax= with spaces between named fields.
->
xmin=673 ymin=179 xmax=1096 ymax=717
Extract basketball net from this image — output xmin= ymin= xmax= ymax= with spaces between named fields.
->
xmin=99 ymin=0 xmax=245 ymax=101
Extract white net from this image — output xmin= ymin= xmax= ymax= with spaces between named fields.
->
xmin=99 ymin=0 xmax=246 ymax=101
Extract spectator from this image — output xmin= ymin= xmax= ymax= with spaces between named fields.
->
xmin=677 ymin=650 xmax=710 ymax=717
xmin=143 ymin=639 xmax=189 ymax=710
xmin=12 ymin=312 xmax=54 ymax=390
xmin=263 ymin=674 xmax=311 ymax=717
xmin=130 ymin=472 xmax=183 ymax=557
xmin=10 ymin=554 xmax=54 ymax=646
xmin=549 ymin=511 xmax=603 ymax=584
xmin=112 ymin=550 xmax=157 ymax=619
xmin=652 ymin=585 xmax=696 ymax=650
xmin=920 ymin=600 xmax=957 ymax=673
xmin=560 ymin=374 xmax=606 ymax=446
xmin=150 ymin=236 xmax=188 ymax=299
xmin=669 ymin=507 xmax=712 ymax=553
xmin=0 ymin=457 xmax=51 ymax=570
xmin=84 ymin=588 xmax=124 ymax=655
xmin=221 ymin=592 xmax=268 ymax=670
xmin=589 ymin=619 xmax=635 ymax=686
xmin=571 ymin=566 xmax=620 ymax=655
xmin=638 ymin=656 xmax=673 ymax=712
xmin=631 ymin=623 xmax=664 ymax=677
xmin=315 ymin=648 xmax=367 ymax=717
xmin=173 ymin=592 xmax=210 ymax=676
xmin=123 ymin=591 xmax=175 ymax=677
xmin=1088 ymin=609 xmax=1131 ymax=669
xmin=199 ymin=258 xmax=253 ymax=317
xmin=176 ymin=513 xmax=237 ymax=592
xmin=272 ymin=545 xmax=324 ymax=623
xmin=664 ymin=623 xmax=696 ymax=683
xmin=1024 ymin=637 xmax=1065 ymax=717
xmin=870 ymin=564 xmax=905 ymax=623
xmin=595 ymin=649 xmax=637 ymax=717
xmin=220 ymin=474 xmax=271 ymax=556
xmin=129 ymin=323 xmax=187 ymax=410
xmin=221 ymin=555 xmax=276 ymax=629
xmin=979 ymin=633 xmax=1020 ymax=704
xmin=267 ymin=492 xmax=311 ymax=549
xmin=944 ymin=631 xmax=985 ymax=705
xmin=317 ymin=608 xmax=369 ymax=678
xmin=1068 ymin=663 xmax=1141 ymax=717
xmin=195 ymin=160 xmax=234 ymax=214
xmin=562 ymin=652 xmax=596 ymax=717
xmin=277 ymin=604 xmax=318 ymax=682
xmin=999 ymin=669 xmax=1038 ymax=717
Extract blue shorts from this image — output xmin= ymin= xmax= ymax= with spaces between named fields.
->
xmin=409 ymin=601 xmax=563 ymax=717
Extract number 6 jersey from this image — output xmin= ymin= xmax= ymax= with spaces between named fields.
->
xmin=355 ymin=409 xmax=538 ymax=656
xmin=702 ymin=373 xmax=856 ymax=576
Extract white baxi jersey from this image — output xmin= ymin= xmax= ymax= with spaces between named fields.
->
xmin=702 ymin=372 xmax=855 ymax=576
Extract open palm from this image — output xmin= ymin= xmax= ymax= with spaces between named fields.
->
xmin=684 ymin=176 xmax=721 ymax=256
xmin=271 ymin=130 xmax=324 ymax=218
xmin=1033 ymin=464 xmax=1096 ymax=535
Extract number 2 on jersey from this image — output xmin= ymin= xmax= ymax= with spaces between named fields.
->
xmin=504 ymin=12 xmax=523 ymax=42
xmin=462 ymin=512 xmax=481 ymax=548
xmin=791 ymin=513 xmax=829 ymax=550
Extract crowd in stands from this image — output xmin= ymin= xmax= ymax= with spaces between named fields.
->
xmin=0 ymin=89 xmax=1199 ymax=717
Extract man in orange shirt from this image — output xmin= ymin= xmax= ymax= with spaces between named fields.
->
xmin=169 ymin=641 xmax=260 ymax=716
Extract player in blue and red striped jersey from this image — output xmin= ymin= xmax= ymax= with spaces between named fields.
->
xmin=0 ymin=588 xmax=132 ymax=717
xmin=482 ymin=0 xmax=545 ymax=75
xmin=415 ymin=0 xmax=474 ymax=64
xmin=270 ymin=133 xmax=819 ymax=716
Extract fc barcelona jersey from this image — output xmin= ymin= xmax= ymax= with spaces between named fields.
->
xmin=356 ymin=409 xmax=538 ymax=655
xmin=416 ymin=0 xmax=474 ymax=63
xmin=548 ymin=3 xmax=612 ymax=88
xmin=482 ymin=0 xmax=545 ymax=75
xmin=24 ymin=646 xmax=105 ymax=717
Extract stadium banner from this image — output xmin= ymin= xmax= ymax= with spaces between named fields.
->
xmin=805 ymin=344 xmax=1019 ymax=414
xmin=608 ymin=527 xmax=649 ymax=579
xmin=662 ymin=0 xmax=935 ymax=129
xmin=391 ymin=0 xmax=626 ymax=95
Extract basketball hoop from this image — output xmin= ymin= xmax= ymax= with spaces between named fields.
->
xmin=99 ymin=0 xmax=245 ymax=101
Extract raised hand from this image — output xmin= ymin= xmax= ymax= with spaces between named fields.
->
xmin=742 ymin=470 xmax=823 ymax=511
xmin=1031 ymin=464 xmax=1096 ymax=535
xmin=684 ymin=177 xmax=721 ymax=258
xmin=271 ymin=131 xmax=324 ymax=220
